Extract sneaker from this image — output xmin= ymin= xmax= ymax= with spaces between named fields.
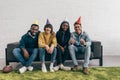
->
xmin=53 ymin=66 xmax=60 ymax=71
xmin=27 ymin=66 xmax=33 ymax=71
xmin=42 ymin=65 xmax=47 ymax=73
xmin=61 ymin=66 xmax=71 ymax=71
xmin=72 ymin=65 xmax=78 ymax=71
xmin=19 ymin=66 xmax=27 ymax=74
xmin=50 ymin=67 xmax=54 ymax=72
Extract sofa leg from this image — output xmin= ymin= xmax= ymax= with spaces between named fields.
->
xmin=6 ymin=61 xmax=9 ymax=65
xmin=99 ymin=58 xmax=103 ymax=66
xmin=99 ymin=46 xmax=103 ymax=66
xmin=5 ymin=48 xmax=9 ymax=65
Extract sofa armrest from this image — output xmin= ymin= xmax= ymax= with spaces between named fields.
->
xmin=7 ymin=42 xmax=19 ymax=53
xmin=91 ymin=41 xmax=102 ymax=58
xmin=6 ymin=42 xmax=19 ymax=61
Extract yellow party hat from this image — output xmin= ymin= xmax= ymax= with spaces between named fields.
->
xmin=33 ymin=20 xmax=38 ymax=25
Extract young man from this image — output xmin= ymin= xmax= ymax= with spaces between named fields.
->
xmin=68 ymin=17 xmax=91 ymax=75
xmin=13 ymin=21 xmax=40 ymax=73
xmin=38 ymin=19 xmax=57 ymax=73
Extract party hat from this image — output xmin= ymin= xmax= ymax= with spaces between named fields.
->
xmin=64 ymin=17 xmax=69 ymax=22
xmin=46 ymin=19 xmax=50 ymax=24
xmin=76 ymin=16 xmax=81 ymax=24
xmin=33 ymin=20 xmax=38 ymax=25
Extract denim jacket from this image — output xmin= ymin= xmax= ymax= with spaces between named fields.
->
xmin=69 ymin=31 xmax=91 ymax=47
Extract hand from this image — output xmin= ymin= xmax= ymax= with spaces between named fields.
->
xmin=52 ymin=31 xmax=56 ymax=37
xmin=48 ymin=46 xmax=54 ymax=54
xmin=22 ymin=49 xmax=29 ymax=60
xmin=80 ymin=39 xmax=86 ymax=46
xmin=60 ymin=46 xmax=64 ymax=52
xmin=45 ymin=45 xmax=49 ymax=52
xmin=70 ymin=39 xmax=76 ymax=44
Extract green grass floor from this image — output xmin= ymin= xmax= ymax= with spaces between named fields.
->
xmin=0 ymin=67 xmax=120 ymax=80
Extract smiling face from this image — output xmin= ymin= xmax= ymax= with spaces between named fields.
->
xmin=74 ymin=24 xmax=82 ymax=34
xmin=30 ymin=25 xmax=39 ymax=36
xmin=44 ymin=24 xmax=53 ymax=34
xmin=61 ymin=23 xmax=69 ymax=32
xmin=44 ymin=27 xmax=52 ymax=34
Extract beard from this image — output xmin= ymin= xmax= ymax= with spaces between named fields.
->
xmin=30 ymin=32 xmax=36 ymax=36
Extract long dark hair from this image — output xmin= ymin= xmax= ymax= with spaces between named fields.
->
xmin=56 ymin=21 xmax=71 ymax=47
xmin=59 ymin=21 xmax=70 ymax=32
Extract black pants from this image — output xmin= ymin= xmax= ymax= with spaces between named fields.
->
xmin=56 ymin=47 xmax=69 ymax=65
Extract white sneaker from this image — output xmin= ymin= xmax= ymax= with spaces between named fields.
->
xmin=27 ymin=66 xmax=33 ymax=71
xmin=61 ymin=66 xmax=71 ymax=71
xmin=42 ymin=65 xmax=47 ymax=73
xmin=50 ymin=67 xmax=54 ymax=72
xmin=19 ymin=66 xmax=27 ymax=74
xmin=60 ymin=64 xmax=71 ymax=71
xmin=53 ymin=66 xmax=60 ymax=71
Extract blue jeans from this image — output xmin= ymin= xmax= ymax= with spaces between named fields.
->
xmin=13 ymin=48 xmax=38 ymax=67
xmin=39 ymin=48 xmax=57 ymax=63
xmin=68 ymin=45 xmax=91 ymax=67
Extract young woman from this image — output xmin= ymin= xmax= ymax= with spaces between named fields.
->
xmin=38 ymin=23 xmax=57 ymax=73
xmin=54 ymin=20 xmax=71 ymax=71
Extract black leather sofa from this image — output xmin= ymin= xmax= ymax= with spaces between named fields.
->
xmin=5 ymin=41 xmax=103 ymax=66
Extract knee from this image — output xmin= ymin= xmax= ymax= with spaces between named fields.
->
xmin=13 ymin=48 xmax=21 ymax=56
xmin=85 ymin=46 xmax=91 ymax=51
xmin=68 ymin=45 xmax=76 ymax=54
xmin=33 ymin=48 xmax=38 ymax=52
xmin=33 ymin=48 xmax=38 ymax=54
xmin=68 ymin=45 xmax=74 ymax=50
xmin=85 ymin=46 xmax=91 ymax=54
xmin=54 ymin=47 xmax=57 ymax=52
xmin=39 ymin=48 xmax=45 ymax=52
xmin=34 ymin=48 xmax=38 ymax=51
xmin=39 ymin=48 xmax=45 ymax=55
